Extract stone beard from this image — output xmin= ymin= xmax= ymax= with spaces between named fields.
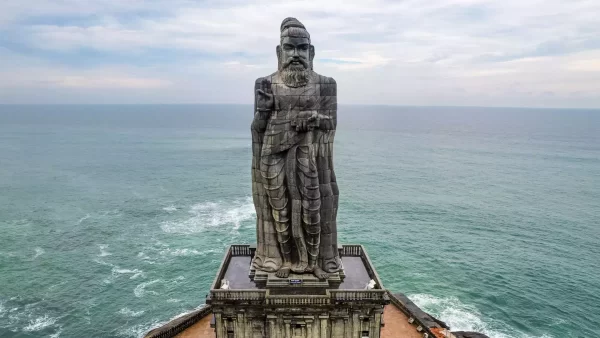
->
xmin=251 ymin=17 xmax=340 ymax=279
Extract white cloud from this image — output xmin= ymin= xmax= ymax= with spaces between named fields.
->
xmin=0 ymin=0 xmax=599 ymax=106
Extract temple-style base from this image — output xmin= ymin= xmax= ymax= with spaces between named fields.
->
xmin=207 ymin=244 xmax=389 ymax=338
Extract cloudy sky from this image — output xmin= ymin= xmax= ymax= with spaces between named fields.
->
xmin=1 ymin=0 xmax=599 ymax=107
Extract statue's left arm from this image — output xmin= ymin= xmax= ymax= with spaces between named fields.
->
xmin=318 ymin=77 xmax=336 ymax=130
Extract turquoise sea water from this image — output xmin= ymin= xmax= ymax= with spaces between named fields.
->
xmin=0 ymin=105 xmax=599 ymax=338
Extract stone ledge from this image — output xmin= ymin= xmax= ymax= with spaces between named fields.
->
xmin=144 ymin=305 xmax=213 ymax=338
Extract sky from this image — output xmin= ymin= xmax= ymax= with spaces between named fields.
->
xmin=0 ymin=0 xmax=599 ymax=107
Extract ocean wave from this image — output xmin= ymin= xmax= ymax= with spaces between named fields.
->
xmin=98 ymin=244 xmax=113 ymax=257
xmin=160 ymin=197 xmax=255 ymax=234
xmin=50 ymin=328 xmax=63 ymax=338
xmin=118 ymin=320 xmax=164 ymax=338
xmin=134 ymin=280 xmax=161 ymax=298
xmin=409 ymin=294 xmax=554 ymax=338
xmin=33 ymin=247 xmax=45 ymax=259
xmin=158 ymin=248 xmax=218 ymax=257
xmin=77 ymin=214 xmax=90 ymax=224
xmin=118 ymin=308 xmax=145 ymax=317
xmin=166 ymin=298 xmax=181 ymax=303
xmin=22 ymin=314 xmax=57 ymax=332
xmin=1 ymin=300 xmax=62 ymax=336
xmin=162 ymin=205 xmax=177 ymax=212
xmin=112 ymin=267 xmax=144 ymax=280
xmin=137 ymin=252 xmax=157 ymax=264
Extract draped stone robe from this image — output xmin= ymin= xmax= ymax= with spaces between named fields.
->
xmin=251 ymin=70 xmax=340 ymax=274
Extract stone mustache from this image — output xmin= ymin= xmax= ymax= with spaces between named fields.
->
xmin=251 ymin=17 xmax=340 ymax=279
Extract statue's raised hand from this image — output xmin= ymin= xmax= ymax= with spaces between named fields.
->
xmin=256 ymin=89 xmax=274 ymax=112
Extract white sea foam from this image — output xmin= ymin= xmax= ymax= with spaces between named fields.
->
xmin=49 ymin=328 xmax=63 ymax=338
xmin=409 ymin=294 xmax=554 ymax=338
xmin=134 ymin=279 xmax=161 ymax=298
xmin=33 ymin=247 xmax=45 ymax=259
xmin=159 ymin=248 xmax=218 ymax=257
xmin=98 ymin=244 xmax=113 ymax=257
xmin=23 ymin=314 xmax=57 ymax=332
xmin=118 ymin=320 xmax=164 ymax=338
xmin=0 ymin=301 xmax=5 ymax=318
xmin=136 ymin=251 xmax=157 ymax=264
xmin=119 ymin=307 xmax=145 ymax=317
xmin=160 ymin=197 xmax=255 ymax=234
xmin=112 ymin=267 xmax=144 ymax=280
xmin=77 ymin=214 xmax=90 ymax=224
xmin=162 ymin=205 xmax=177 ymax=212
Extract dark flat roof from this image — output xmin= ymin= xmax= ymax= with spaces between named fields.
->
xmin=221 ymin=256 xmax=373 ymax=290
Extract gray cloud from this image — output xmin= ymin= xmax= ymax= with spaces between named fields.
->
xmin=0 ymin=0 xmax=599 ymax=107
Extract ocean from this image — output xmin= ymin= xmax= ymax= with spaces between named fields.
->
xmin=0 ymin=104 xmax=598 ymax=338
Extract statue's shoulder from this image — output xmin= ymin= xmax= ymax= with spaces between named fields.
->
xmin=312 ymin=72 xmax=336 ymax=86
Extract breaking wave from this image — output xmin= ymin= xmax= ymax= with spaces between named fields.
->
xmin=118 ymin=307 xmax=145 ymax=317
xmin=409 ymin=294 xmax=554 ymax=338
xmin=134 ymin=280 xmax=161 ymax=298
xmin=77 ymin=214 xmax=90 ymax=224
xmin=0 ymin=299 xmax=63 ymax=336
xmin=33 ymin=247 xmax=45 ymax=259
xmin=118 ymin=320 xmax=164 ymax=338
xmin=158 ymin=248 xmax=218 ymax=257
xmin=160 ymin=197 xmax=255 ymax=234
xmin=162 ymin=205 xmax=177 ymax=212
xmin=23 ymin=314 xmax=57 ymax=332
xmin=98 ymin=244 xmax=113 ymax=257
xmin=112 ymin=267 xmax=144 ymax=280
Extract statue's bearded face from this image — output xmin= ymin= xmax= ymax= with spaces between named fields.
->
xmin=279 ymin=36 xmax=311 ymax=88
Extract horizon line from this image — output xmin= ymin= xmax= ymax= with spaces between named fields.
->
xmin=1 ymin=103 xmax=599 ymax=110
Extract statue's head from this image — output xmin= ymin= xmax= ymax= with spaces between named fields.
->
xmin=277 ymin=17 xmax=315 ymax=88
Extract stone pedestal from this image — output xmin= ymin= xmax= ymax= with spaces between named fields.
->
xmin=207 ymin=244 xmax=389 ymax=338
xmin=249 ymin=266 xmax=345 ymax=289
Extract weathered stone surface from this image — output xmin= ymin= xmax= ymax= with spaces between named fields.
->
xmin=208 ymin=244 xmax=388 ymax=338
xmin=251 ymin=17 xmax=340 ymax=280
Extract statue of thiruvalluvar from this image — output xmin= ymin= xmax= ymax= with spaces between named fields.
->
xmin=251 ymin=17 xmax=340 ymax=279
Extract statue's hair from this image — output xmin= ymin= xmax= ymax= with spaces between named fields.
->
xmin=280 ymin=17 xmax=310 ymax=42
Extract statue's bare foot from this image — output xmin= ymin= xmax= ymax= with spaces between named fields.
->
xmin=275 ymin=265 xmax=291 ymax=278
xmin=313 ymin=267 xmax=330 ymax=280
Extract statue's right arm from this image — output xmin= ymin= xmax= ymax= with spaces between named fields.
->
xmin=252 ymin=78 xmax=270 ymax=132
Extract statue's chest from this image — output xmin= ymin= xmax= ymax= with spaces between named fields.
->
xmin=271 ymin=83 xmax=322 ymax=111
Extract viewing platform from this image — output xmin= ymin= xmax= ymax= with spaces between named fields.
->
xmin=144 ymin=244 xmax=489 ymax=338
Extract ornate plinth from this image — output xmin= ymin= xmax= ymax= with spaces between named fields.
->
xmin=249 ymin=266 xmax=345 ymax=289
xmin=206 ymin=244 xmax=389 ymax=338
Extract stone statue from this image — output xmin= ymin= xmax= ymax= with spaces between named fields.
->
xmin=251 ymin=17 xmax=340 ymax=279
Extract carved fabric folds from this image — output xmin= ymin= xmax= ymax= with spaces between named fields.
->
xmin=251 ymin=70 xmax=341 ymax=274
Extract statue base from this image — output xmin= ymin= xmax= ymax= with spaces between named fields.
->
xmin=205 ymin=244 xmax=389 ymax=338
xmin=249 ymin=266 xmax=346 ymax=289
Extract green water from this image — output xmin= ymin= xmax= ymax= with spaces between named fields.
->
xmin=0 ymin=105 xmax=598 ymax=337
